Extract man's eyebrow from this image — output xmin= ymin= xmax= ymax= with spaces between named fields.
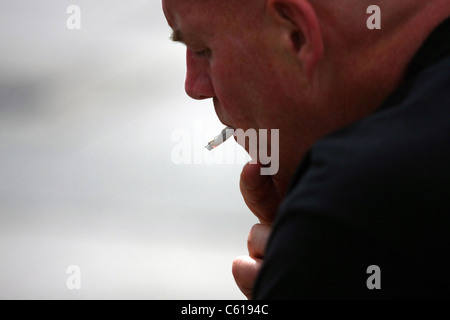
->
xmin=170 ymin=29 xmax=185 ymax=43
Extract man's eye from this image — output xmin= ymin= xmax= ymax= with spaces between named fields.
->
xmin=194 ymin=49 xmax=211 ymax=58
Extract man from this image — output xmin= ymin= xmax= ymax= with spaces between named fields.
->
xmin=162 ymin=0 xmax=450 ymax=299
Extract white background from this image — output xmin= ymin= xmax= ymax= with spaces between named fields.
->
xmin=0 ymin=0 xmax=255 ymax=299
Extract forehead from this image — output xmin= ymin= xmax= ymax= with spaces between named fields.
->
xmin=162 ymin=0 xmax=266 ymax=51
xmin=163 ymin=0 xmax=225 ymax=30
xmin=162 ymin=0 xmax=258 ymax=40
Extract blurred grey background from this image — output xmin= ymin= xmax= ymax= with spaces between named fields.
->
xmin=0 ymin=0 xmax=255 ymax=299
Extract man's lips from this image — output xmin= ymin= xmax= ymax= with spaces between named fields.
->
xmin=213 ymin=98 xmax=234 ymax=129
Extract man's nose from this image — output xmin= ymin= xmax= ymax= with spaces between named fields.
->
xmin=185 ymin=50 xmax=215 ymax=100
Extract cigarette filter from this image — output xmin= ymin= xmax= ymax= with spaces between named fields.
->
xmin=205 ymin=127 xmax=235 ymax=151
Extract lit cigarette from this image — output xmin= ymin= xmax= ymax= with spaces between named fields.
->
xmin=205 ymin=127 xmax=235 ymax=151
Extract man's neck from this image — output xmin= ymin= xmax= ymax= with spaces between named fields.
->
xmin=330 ymin=2 xmax=450 ymax=133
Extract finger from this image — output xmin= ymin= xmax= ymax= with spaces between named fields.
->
xmin=247 ymin=224 xmax=272 ymax=259
xmin=232 ymin=256 xmax=263 ymax=300
xmin=240 ymin=162 xmax=281 ymax=224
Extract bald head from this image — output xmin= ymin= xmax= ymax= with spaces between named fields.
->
xmin=163 ymin=0 xmax=450 ymax=191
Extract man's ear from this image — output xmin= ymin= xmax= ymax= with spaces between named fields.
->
xmin=266 ymin=0 xmax=324 ymax=78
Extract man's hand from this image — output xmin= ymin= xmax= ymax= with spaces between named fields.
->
xmin=232 ymin=162 xmax=283 ymax=299
xmin=232 ymin=224 xmax=271 ymax=299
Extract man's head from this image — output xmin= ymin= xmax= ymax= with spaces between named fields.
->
xmin=163 ymin=0 xmax=449 ymax=193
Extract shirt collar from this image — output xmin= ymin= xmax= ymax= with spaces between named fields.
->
xmin=405 ymin=17 xmax=450 ymax=80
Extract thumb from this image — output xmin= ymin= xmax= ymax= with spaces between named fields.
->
xmin=240 ymin=162 xmax=281 ymax=224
